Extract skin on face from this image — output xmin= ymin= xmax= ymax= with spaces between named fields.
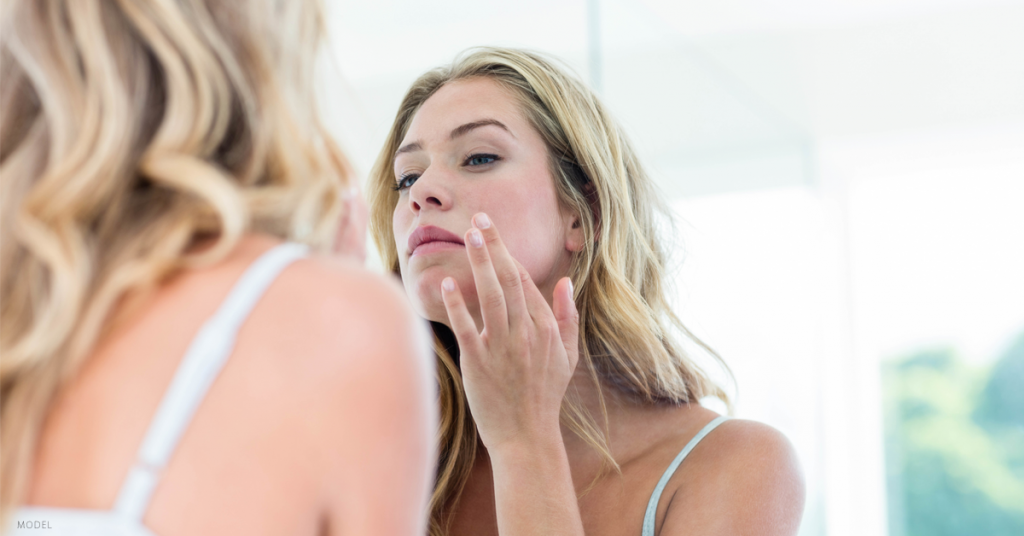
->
xmin=392 ymin=77 xmax=579 ymax=328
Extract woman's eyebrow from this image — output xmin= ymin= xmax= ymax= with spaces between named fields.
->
xmin=395 ymin=142 xmax=422 ymax=158
xmin=394 ymin=119 xmax=513 ymax=160
xmin=449 ymin=119 xmax=513 ymax=140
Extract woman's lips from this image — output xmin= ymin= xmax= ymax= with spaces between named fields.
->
xmin=407 ymin=225 xmax=465 ymax=257
xmin=411 ymin=240 xmax=464 ymax=257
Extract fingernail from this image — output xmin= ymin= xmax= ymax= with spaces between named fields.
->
xmin=343 ymin=185 xmax=359 ymax=200
xmin=567 ymin=279 xmax=574 ymax=298
xmin=474 ymin=213 xmax=491 ymax=229
xmin=442 ymin=277 xmax=455 ymax=292
xmin=469 ymin=229 xmax=484 ymax=247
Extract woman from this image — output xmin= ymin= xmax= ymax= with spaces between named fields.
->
xmin=1 ymin=1 xmax=434 ymax=535
xmin=368 ymin=48 xmax=805 ymax=536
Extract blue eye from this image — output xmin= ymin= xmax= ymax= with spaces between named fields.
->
xmin=465 ymin=153 xmax=500 ymax=167
xmin=392 ymin=173 xmax=419 ymax=192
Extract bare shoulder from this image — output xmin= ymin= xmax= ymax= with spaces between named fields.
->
xmin=268 ymin=254 xmax=429 ymax=373
xmin=661 ymin=418 xmax=805 ymax=536
xmin=698 ymin=418 xmax=802 ymax=476
xmin=278 ymin=255 xmax=416 ymax=335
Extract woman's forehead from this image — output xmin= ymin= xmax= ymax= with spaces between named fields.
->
xmin=403 ymin=78 xmax=527 ymax=143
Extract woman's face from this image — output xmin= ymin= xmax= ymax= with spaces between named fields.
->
xmin=392 ymin=77 xmax=579 ymax=327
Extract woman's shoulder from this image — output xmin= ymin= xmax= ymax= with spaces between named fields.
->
xmin=267 ymin=249 xmax=424 ymax=357
xmin=279 ymin=251 xmax=410 ymax=323
xmin=254 ymin=248 xmax=430 ymax=390
xmin=694 ymin=415 xmax=799 ymax=468
xmin=658 ymin=411 xmax=805 ymax=536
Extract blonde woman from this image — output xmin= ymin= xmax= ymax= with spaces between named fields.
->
xmin=367 ymin=48 xmax=805 ymax=536
xmin=0 ymin=1 xmax=434 ymax=535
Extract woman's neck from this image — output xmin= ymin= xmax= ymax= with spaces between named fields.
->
xmin=559 ymin=364 xmax=632 ymax=465
xmin=558 ymin=361 xmax=697 ymax=473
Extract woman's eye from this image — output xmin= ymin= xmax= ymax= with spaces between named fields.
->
xmin=392 ymin=173 xmax=419 ymax=192
xmin=465 ymin=154 xmax=499 ymax=167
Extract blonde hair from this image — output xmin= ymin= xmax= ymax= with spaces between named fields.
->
xmin=0 ymin=0 xmax=350 ymax=521
xmin=367 ymin=47 xmax=730 ymax=536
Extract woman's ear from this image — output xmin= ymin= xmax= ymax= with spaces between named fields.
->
xmin=565 ymin=213 xmax=586 ymax=252
xmin=565 ymin=180 xmax=600 ymax=253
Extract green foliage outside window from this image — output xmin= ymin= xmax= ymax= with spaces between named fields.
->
xmin=883 ymin=332 xmax=1024 ymax=536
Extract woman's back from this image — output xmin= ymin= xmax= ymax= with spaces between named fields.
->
xmin=19 ymin=234 xmax=434 ymax=535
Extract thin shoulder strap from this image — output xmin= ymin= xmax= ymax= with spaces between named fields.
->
xmin=641 ymin=415 xmax=729 ymax=536
xmin=114 ymin=243 xmax=309 ymax=522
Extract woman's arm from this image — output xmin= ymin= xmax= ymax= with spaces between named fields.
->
xmin=441 ymin=213 xmax=585 ymax=536
xmin=487 ymin=434 xmax=585 ymax=536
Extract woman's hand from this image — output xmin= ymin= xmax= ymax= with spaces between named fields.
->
xmin=440 ymin=212 xmax=580 ymax=452
xmin=332 ymin=186 xmax=368 ymax=264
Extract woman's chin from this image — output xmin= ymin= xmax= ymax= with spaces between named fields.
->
xmin=421 ymin=300 xmax=450 ymax=326
xmin=406 ymin=274 xmax=446 ymax=322
xmin=408 ymin=272 xmax=476 ymax=326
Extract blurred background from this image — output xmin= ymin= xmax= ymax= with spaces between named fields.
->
xmin=316 ymin=1 xmax=1024 ymax=534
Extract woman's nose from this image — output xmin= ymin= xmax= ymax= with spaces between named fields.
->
xmin=408 ymin=170 xmax=450 ymax=213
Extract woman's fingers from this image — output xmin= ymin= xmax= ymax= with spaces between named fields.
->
xmin=465 ymin=213 xmax=528 ymax=332
xmin=513 ymin=258 xmax=579 ymax=372
xmin=464 ymin=226 xmax=508 ymax=333
xmin=332 ymin=187 xmax=368 ymax=263
xmin=512 ymin=257 xmax=550 ymax=324
xmin=441 ymin=277 xmax=486 ymax=357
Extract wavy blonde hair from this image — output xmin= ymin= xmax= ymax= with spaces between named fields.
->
xmin=367 ymin=47 xmax=730 ymax=536
xmin=0 ymin=0 xmax=350 ymax=521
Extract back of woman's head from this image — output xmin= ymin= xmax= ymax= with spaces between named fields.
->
xmin=0 ymin=0 xmax=349 ymax=517
xmin=367 ymin=47 xmax=728 ymax=535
